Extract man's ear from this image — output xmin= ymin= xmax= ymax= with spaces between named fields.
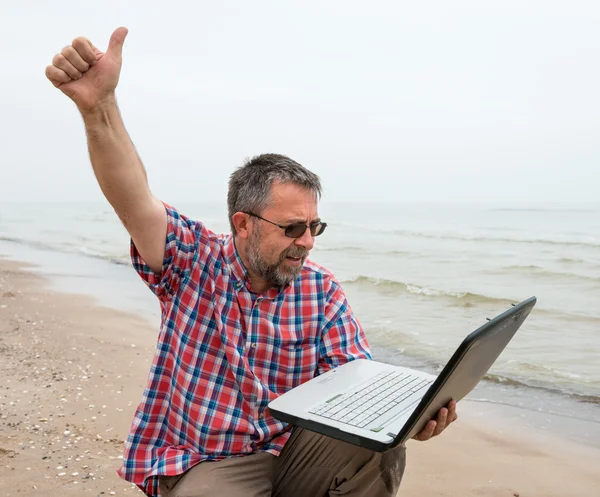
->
xmin=232 ymin=212 xmax=251 ymax=240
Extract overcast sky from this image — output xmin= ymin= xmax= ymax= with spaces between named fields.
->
xmin=1 ymin=0 xmax=599 ymax=203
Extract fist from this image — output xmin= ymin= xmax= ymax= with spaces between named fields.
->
xmin=45 ymin=27 xmax=129 ymax=111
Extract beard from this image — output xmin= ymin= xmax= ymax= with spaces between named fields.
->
xmin=247 ymin=228 xmax=308 ymax=288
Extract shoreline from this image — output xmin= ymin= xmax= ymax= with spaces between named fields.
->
xmin=1 ymin=256 xmax=600 ymax=495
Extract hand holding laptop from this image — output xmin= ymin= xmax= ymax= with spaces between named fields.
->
xmin=412 ymin=399 xmax=458 ymax=441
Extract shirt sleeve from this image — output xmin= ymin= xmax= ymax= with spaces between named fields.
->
xmin=130 ymin=202 xmax=215 ymax=301
xmin=318 ymin=278 xmax=372 ymax=374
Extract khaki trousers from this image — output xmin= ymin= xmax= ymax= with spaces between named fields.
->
xmin=159 ymin=428 xmax=406 ymax=497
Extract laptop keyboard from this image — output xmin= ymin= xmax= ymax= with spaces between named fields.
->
xmin=309 ymin=369 xmax=433 ymax=429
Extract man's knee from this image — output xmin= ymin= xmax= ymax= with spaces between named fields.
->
xmin=342 ymin=443 xmax=406 ymax=496
xmin=378 ymin=445 xmax=407 ymax=495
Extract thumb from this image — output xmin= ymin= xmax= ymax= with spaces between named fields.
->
xmin=106 ymin=26 xmax=129 ymax=59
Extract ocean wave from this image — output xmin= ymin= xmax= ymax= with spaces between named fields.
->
xmin=313 ymin=245 xmax=370 ymax=254
xmin=499 ymin=265 xmax=600 ymax=283
xmin=0 ymin=235 xmax=130 ymax=266
xmin=488 ymin=207 xmax=600 ymax=213
xmin=313 ymin=245 xmax=412 ymax=256
xmin=342 ymin=275 xmax=600 ymax=319
xmin=340 ymin=275 xmax=511 ymax=306
xmin=380 ymin=342 xmax=600 ymax=410
xmin=330 ymin=221 xmax=599 ymax=249
xmin=558 ymin=257 xmax=589 ymax=264
xmin=386 ymin=230 xmax=600 ymax=249
xmin=483 ymin=373 xmax=600 ymax=406
xmin=556 ymin=257 xmax=600 ymax=269
xmin=0 ymin=236 xmax=58 ymax=253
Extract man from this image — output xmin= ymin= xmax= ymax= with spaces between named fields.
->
xmin=46 ymin=27 xmax=457 ymax=497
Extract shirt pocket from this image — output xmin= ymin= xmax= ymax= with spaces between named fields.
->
xmin=278 ymin=341 xmax=319 ymax=381
xmin=254 ymin=317 xmax=319 ymax=391
xmin=273 ymin=323 xmax=320 ymax=391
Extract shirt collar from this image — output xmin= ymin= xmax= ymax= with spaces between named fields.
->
xmin=223 ymin=234 xmax=248 ymax=287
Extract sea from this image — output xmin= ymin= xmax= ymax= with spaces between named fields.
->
xmin=1 ymin=200 xmax=599 ymax=442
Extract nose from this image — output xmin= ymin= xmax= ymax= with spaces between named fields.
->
xmin=294 ymin=226 xmax=315 ymax=251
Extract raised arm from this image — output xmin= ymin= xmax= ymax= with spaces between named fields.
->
xmin=45 ymin=27 xmax=166 ymax=274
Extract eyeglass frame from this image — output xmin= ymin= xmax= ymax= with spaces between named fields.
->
xmin=242 ymin=211 xmax=327 ymax=238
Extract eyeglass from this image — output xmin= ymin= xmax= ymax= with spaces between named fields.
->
xmin=244 ymin=212 xmax=327 ymax=238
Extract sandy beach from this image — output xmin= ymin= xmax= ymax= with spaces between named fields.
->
xmin=1 ymin=258 xmax=599 ymax=496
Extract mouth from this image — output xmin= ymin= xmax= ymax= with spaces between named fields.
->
xmin=285 ymin=256 xmax=303 ymax=264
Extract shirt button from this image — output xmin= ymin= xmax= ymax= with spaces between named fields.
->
xmin=258 ymin=412 xmax=264 ymax=419
xmin=251 ymin=343 xmax=258 ymax=349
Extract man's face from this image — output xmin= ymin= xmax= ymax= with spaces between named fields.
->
xmin=246 ymin=182 xmax=319 ymax=288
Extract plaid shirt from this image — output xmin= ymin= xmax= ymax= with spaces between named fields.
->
xmin=117 ymin=204 xmax=371 ymax=496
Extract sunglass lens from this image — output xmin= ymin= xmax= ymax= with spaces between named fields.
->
xmin=311 ymin=223 xmax=326 ymax=236
xmin=286 ymin=223 xmax=308 ymax=238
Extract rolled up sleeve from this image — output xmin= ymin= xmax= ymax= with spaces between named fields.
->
xmin=130 ymin=203 xmax=213 ymax=301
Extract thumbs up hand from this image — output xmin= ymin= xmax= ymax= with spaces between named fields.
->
xmin=45 ymin=27 xmax=129 ymax=112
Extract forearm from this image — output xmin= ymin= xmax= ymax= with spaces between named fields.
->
xmin=81 ymin=96 xmax=153 ymax=225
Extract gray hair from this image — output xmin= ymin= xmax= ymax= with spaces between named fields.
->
xmin=227 ymin=153 xmax=322 ymax=234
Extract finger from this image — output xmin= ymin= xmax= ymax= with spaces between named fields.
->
xmin=72 ymin=36 xmax=99 ymax=66
xmin=447 ymin=400 xmax=458 ymax=424
xmin=106 ymin=26 xmax=128 ymax=60
xmin=414 ymin=420 xmax=436 ymax=441
xmin=45 ymin=65 xmax=71 ymax=87
xmin=433 ymin=408 xmax=448 ymax=436
xmin=52 ymin=53 xmax=82 ymax=80
xmin=61 ymin=45 xmax=90 ymax=73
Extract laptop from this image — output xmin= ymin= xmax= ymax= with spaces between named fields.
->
xmin=268 ymin=296 xmax=536 ymax=452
